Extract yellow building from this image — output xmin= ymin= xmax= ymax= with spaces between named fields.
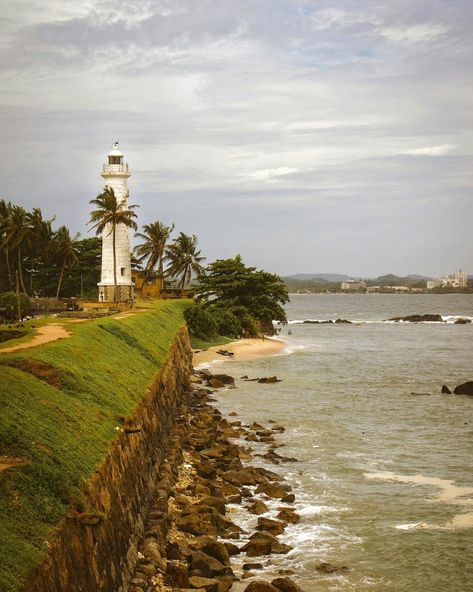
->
xmin=131 ymin=271 xmax=163 ymax=299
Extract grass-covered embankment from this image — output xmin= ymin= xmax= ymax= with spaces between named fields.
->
xmin=0 ymin=300 xmax=189 ymax=592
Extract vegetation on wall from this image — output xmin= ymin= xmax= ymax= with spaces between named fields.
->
xmin=0 ymin=300 xmax=188 ymax=592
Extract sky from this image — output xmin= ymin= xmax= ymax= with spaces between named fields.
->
xmin=0 ymin=0 xmax=472 ymax=277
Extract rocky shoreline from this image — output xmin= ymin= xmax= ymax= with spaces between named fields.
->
xmin=127 ymin=367 xmax=311 ymax=592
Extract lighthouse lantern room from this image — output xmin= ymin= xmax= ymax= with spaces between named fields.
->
xmin=97 ymin=142 xmax=134 ymax=303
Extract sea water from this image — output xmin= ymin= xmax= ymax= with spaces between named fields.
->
xmin=209 ymin=294 xmax=473 ymax=592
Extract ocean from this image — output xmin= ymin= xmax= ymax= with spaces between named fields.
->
xmin=207 ymin=294 xmax=473 ymax=591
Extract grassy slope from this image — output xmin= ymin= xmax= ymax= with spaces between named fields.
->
xmin=0 ymin=300 xmax=189 ymax=592
xmin=0 ymin=316 xmax=56 ymax=350
xmin=189 ymin=335 xmax=233 ymax=350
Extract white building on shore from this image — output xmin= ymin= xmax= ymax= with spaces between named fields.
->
xmin=341 ymin=280 xmax=366 ymax=291
xmin=97 ymin=143 xmax=134 ymax=303
xmin=427 ymin=270 xmax=467 ymax=290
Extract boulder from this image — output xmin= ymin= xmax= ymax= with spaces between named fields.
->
xmin=453 ymin=381 xmax=473 ymax=396
xmin=243 ymin=581 xmax=280 ymax=592
xmin=208 ymin=378 xmax=225 ymax=388
xmin=176 ymin=513 xmax=217 ymax=537
xmin=257 ymin=377 xmax=281 ymax=384
xmin=166 ymin=560 xmax=190 ymax=588
xmin=210 ymin=373 xmax=235 ymax=384
xmin=387 ymin=314 xmax=444 ymax=323
xmin=455 ymin=318 xmax=472 ymax=324
xmin=188 ymin=576 xmax=220 ymax=592
xmin=276 ymin=509 xmax=300 ymax=524
xmin=224 ymin=542 xmax=241 ymax=556
xmin=316 ymin=562 xmax=349 ymax=574
xmin=241 ymin=538 xmax=272 ymax=557
xmin=188 ymin=550 xmax=233 ymax=578
xmin=335 ymin=318 xmax=352 ymax=324
xmin=257 ymin=517 xmax=285 ymax=536
xmin=248 ymin=500 xmax=269 ymax=515
xmin=243 ymin=563 xmax=264 ymax=571
xmin=255 ymin=483 xmax=292 ymax=499
xmin=197 ymin=541 xmax=231 ymax=567
xmin=271 ymin=577 xmax=305 ymax=592
xmin=441 ymin=385 xmax=451 ymax=394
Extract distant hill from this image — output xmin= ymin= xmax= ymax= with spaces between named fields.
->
xmin=285 ymin=273 xmax=351 ymax=282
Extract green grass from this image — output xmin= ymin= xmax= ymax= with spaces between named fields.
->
xmin=190 ymin=335 xmax=234 ymax=350
xmin=0 ymin=300 xmax=190 ymax=592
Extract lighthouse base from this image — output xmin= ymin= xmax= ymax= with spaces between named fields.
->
xmin=98 ymin=284 xmax=134 ymax=303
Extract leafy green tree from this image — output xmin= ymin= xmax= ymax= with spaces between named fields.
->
xmin=89 ymin=186 xmax=138 ymax=301
xmin=165 ymin=233 xmax=205 ymax=292
xmin=3 ymin=205 xmax=34 ymax=294
xmin=196 ymin=255 xmax=289 ymax=328
xmin=184 ymin=303 xmax=218 ymax=339
xmin=134 ymin=221 xmax=174 ymax=280
xmin=61 ymin=237 xmax=102 ymax=298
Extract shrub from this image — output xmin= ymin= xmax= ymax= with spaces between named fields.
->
xmin=184 ymin=303 xmax=218 ymax=339
xmin=212 ymin=308 xmax=241 ymax=337
xmin=0 ymin=292 xmax=31 ymax=321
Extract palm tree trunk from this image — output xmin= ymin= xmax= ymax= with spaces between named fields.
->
xmin=5 ymin=247 xmax=12 ymax=290
xmin=112 ymin=223 xmax=118 ymax=302
xmin=17 ymin=246 xmax=28 ymax=295
xmin=56 ymin=256 xmax=66 ymax=300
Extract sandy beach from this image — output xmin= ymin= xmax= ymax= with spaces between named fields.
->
xmin=193 ymin=336 xmax=286 ymax=366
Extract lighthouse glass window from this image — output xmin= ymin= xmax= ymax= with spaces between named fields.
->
xmin=109 ymin=156 xmax=122 ymax=165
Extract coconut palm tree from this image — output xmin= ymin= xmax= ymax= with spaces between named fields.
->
xmin=54 ymin=226 xmax=80 ymax=299
xmin=164 ymin=232 xmax=205 ymax=293
xmin=4 ymin=205 xmax=33 ymax=294
xmin=89 ymin=186 xmax=138 ymax=302
xmin=134 ymin=221 xmax=174 ymax=281
xmin=0 ymin=199 xmax=13 ymax=290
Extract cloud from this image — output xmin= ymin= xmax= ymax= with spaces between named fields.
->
xmin=380 ymin=23 xmax=448 ymax=45
xmin=244 ymin=167 xmax=299 ymax=181
xmin=401 ymin=144 xmax=456 ymax=156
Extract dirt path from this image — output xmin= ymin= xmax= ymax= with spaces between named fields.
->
xmin=0 ymin=323 xmax=71 ymax=354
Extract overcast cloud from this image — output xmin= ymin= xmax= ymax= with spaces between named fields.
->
xmin=0 ymin=0 xmax=472 ymax=277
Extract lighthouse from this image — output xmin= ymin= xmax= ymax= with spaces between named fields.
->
xmin=97 ymin=142 xmax=134 ymax=303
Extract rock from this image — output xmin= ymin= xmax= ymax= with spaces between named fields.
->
xmin=243 ymin=563 xmax=264 ymax=571
xmin=441 ymin=385 xmax=452 ymax=394
xmin=243 ymin=581 xmax=280 ymax=591
xmin=224 ymin=542 xmax=241 ymax=556
xmin=276 ymin=509 xmax=300 ymax=524
xmin=335 ymin=318 xmax=352 ymax=324
xmin=208 ymin=378 xmax=225 ymax=388
xmin=257 ymin=377 xmax=281 ymax=383
xmin=177 ymin=513 xmax=218 ymax=537
xmin=189 ymin=575 xmax=220 ymax=592
xmin=210 ymin=373 xmax=235 ymax=384
xmin=188 ymin=550 xmax=233 ymax=578
xmin=257 ymin=517 xmax=285 ymax=536
xmin=143 ymin=540 xmax=162 ymax=565
xmin=197 ymin=541 xmax=231 ymax=566
xmin=241 ymin=538 xmax=272 ymax=557
xmin=453 ymin=381 xmax=473 ymax=396
xmin=255 ymin=483 xmax=292 ymax=499
xmin=455 ymin=318 xmax=472 ymax=324
xmin=246 ymin=532 xmax=292 ymax=555
xmin=166 ymin=560 xmax=190 ymax=587
xmin=190 ymin=375 xmax=203 ymax=384
xmin=387 ymin=314 xmax=444 ymax=323
xmin=248 ymin=500 xmax=269 ymax=515
xmin=316 ymin=562 xmax=349 ymax=574
xmin=271 ymin=577 xmax=305 ymax=592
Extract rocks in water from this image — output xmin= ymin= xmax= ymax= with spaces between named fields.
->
xmin=276 ymin=509 xmax=300 ymax=524
xmin=257 ymin=376 xmax=282 ymax=384
xmin=188 ymin=575 xmax=220 ymax=591
xmin=316 ymin=561 xmax=349 ymax=574
xmin=243 ymin=562 xmax=264 ymax=571
xmin=441 ymin=385 xmax=452 ymax=394
xmin=387 ymin=314 xmax=444 ymax=323
xmin=302 ymin=319 xmax=351 ymax=324
xmin=248 ymin=500 xmax=269 ymax=515
xmin=217 ymin=349 xmax=235 ymax=357
xmin=454 ymin=318 xmax=472 ymax=324
xmin=257 ymin=517 xmax=286 ymax=536
xmin=271 ymin=577 xmax=306 ymax=592
xmin=208 ymin=378 xmax=225 ymax=388
xmin=453 ymin=381 xmax=473 ymax=396
xmin=243 ymin=580 xmax=280 ymax=591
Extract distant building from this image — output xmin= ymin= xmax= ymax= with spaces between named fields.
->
xmin=131 ymin=271 xmax=163 ymax=299
xmin=341 ymin=280 xmax=366 ymax=291
xmin=427 ymin=270 xmax=467 ymax=290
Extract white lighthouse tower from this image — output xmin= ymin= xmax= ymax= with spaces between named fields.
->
xmin=98 ymin=142 xmax=134 ymax=303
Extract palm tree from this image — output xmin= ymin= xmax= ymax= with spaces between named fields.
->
xmin=54 ymin=226 xmax=80 ymax=299
xmin=164 ymin=232 xmax=205 ymax=293
xmin=89 ymin=186 xmax=138 ymax=302
xmin=0 ymin=199 xmax=13 ymax=290
xmin=4 ymin=205 xmax=33 ymax=294
xmin=134 ymin=221 xmax=174 ymax=281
